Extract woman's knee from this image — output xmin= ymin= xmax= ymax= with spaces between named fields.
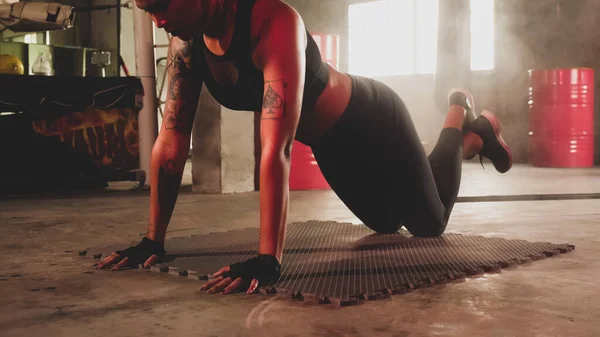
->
xmin=404 ymin=218 xmax=447 ymax=238
xmin=362 ymin=213 xmax=447 ymax=237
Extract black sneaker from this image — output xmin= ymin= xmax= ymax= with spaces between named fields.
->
xmin=448 ymin=88 xmax=477 ymax=130
xmin=468 ymin=109 xmax=513 ymax=174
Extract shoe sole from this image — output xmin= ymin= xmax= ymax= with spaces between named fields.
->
xmin=480 ymin=109 xmax=513 ymax=173
xmin=448 ymin=88 xmax=476 ymax=120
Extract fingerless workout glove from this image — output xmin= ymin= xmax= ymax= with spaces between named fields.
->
xmin=116 ymin=237 xmax=166 ymax=266
xmin=222 ymin=254 xmax=281 ymax=285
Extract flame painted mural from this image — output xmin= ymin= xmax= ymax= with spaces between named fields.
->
xmin=32 ymin=108 xmax=140 ymax=170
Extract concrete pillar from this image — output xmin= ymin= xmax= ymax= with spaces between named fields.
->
xmin=221 ymin=107 xmax=255 ymax=193
xmin=191 ymin=85 xmax=222 ymax=194
xmin=191 ymin=87 xmax=255 ymax=194
xmin=132 ymin=5 xmax=158 ymax=181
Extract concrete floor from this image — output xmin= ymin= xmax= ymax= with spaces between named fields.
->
xmin=1 ymin=163 xmax=600 ymax=337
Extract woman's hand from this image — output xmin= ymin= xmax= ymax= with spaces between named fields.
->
xmin=200 ymin=255 xmax=281 ymax=295
xmin=95 ymin=237 xmax=165 ymax=271
xmin=200 ymin=266 xmax=260 ymax=295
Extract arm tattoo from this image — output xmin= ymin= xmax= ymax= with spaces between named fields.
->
xmin=262 ymin=79 xmax=287 ymax=120
xmin=163 ymin=42 xmax=200 ymax=134
xmin=157 ymin=160 xmax=182 ymax=225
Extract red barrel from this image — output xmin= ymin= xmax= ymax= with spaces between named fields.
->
xmin=289 ymin=33 xmax=339 ymax=190
xmin=289 ymin=142 xmax=330 ymax=190
xmin=528 ymin=68 xmax=595 ymax=167
xmin=311 ymin=33 xmax=340 ymax=69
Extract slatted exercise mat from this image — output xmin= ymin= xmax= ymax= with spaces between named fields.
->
xmin=81 ymin=221 xmax=575 ymax=306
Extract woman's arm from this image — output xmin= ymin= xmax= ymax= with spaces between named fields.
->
xmin=146 ymin=38 xmax=202 ymax=245
xmin=256 ymin=3 xmax=306 ymax=262
xmin=96 ymin=37 xmax=202 ymax=271
xmin=201 ymin=2 xmax=307 ymax=295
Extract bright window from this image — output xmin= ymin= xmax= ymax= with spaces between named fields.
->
xmin=470 ymin=0 xmax=495 ymax=71
xmin=23 ymin=34 xmax=38 ymax=44
xmin=348 ymin=0 xmax=439 ymax=77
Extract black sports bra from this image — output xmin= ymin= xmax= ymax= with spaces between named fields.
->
xmin=192 ymin=0 xmax=329 ymax=112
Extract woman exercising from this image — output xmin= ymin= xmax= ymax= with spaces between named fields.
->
xmin=96 ymin=0 xmax=512 ymax=295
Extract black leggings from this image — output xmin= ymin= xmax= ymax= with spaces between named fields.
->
xmin=310 ymin=75 xmax=463 ymax=237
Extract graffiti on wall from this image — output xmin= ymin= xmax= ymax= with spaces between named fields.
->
xmin=32 ymin=108 xmax=140 ymax=170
